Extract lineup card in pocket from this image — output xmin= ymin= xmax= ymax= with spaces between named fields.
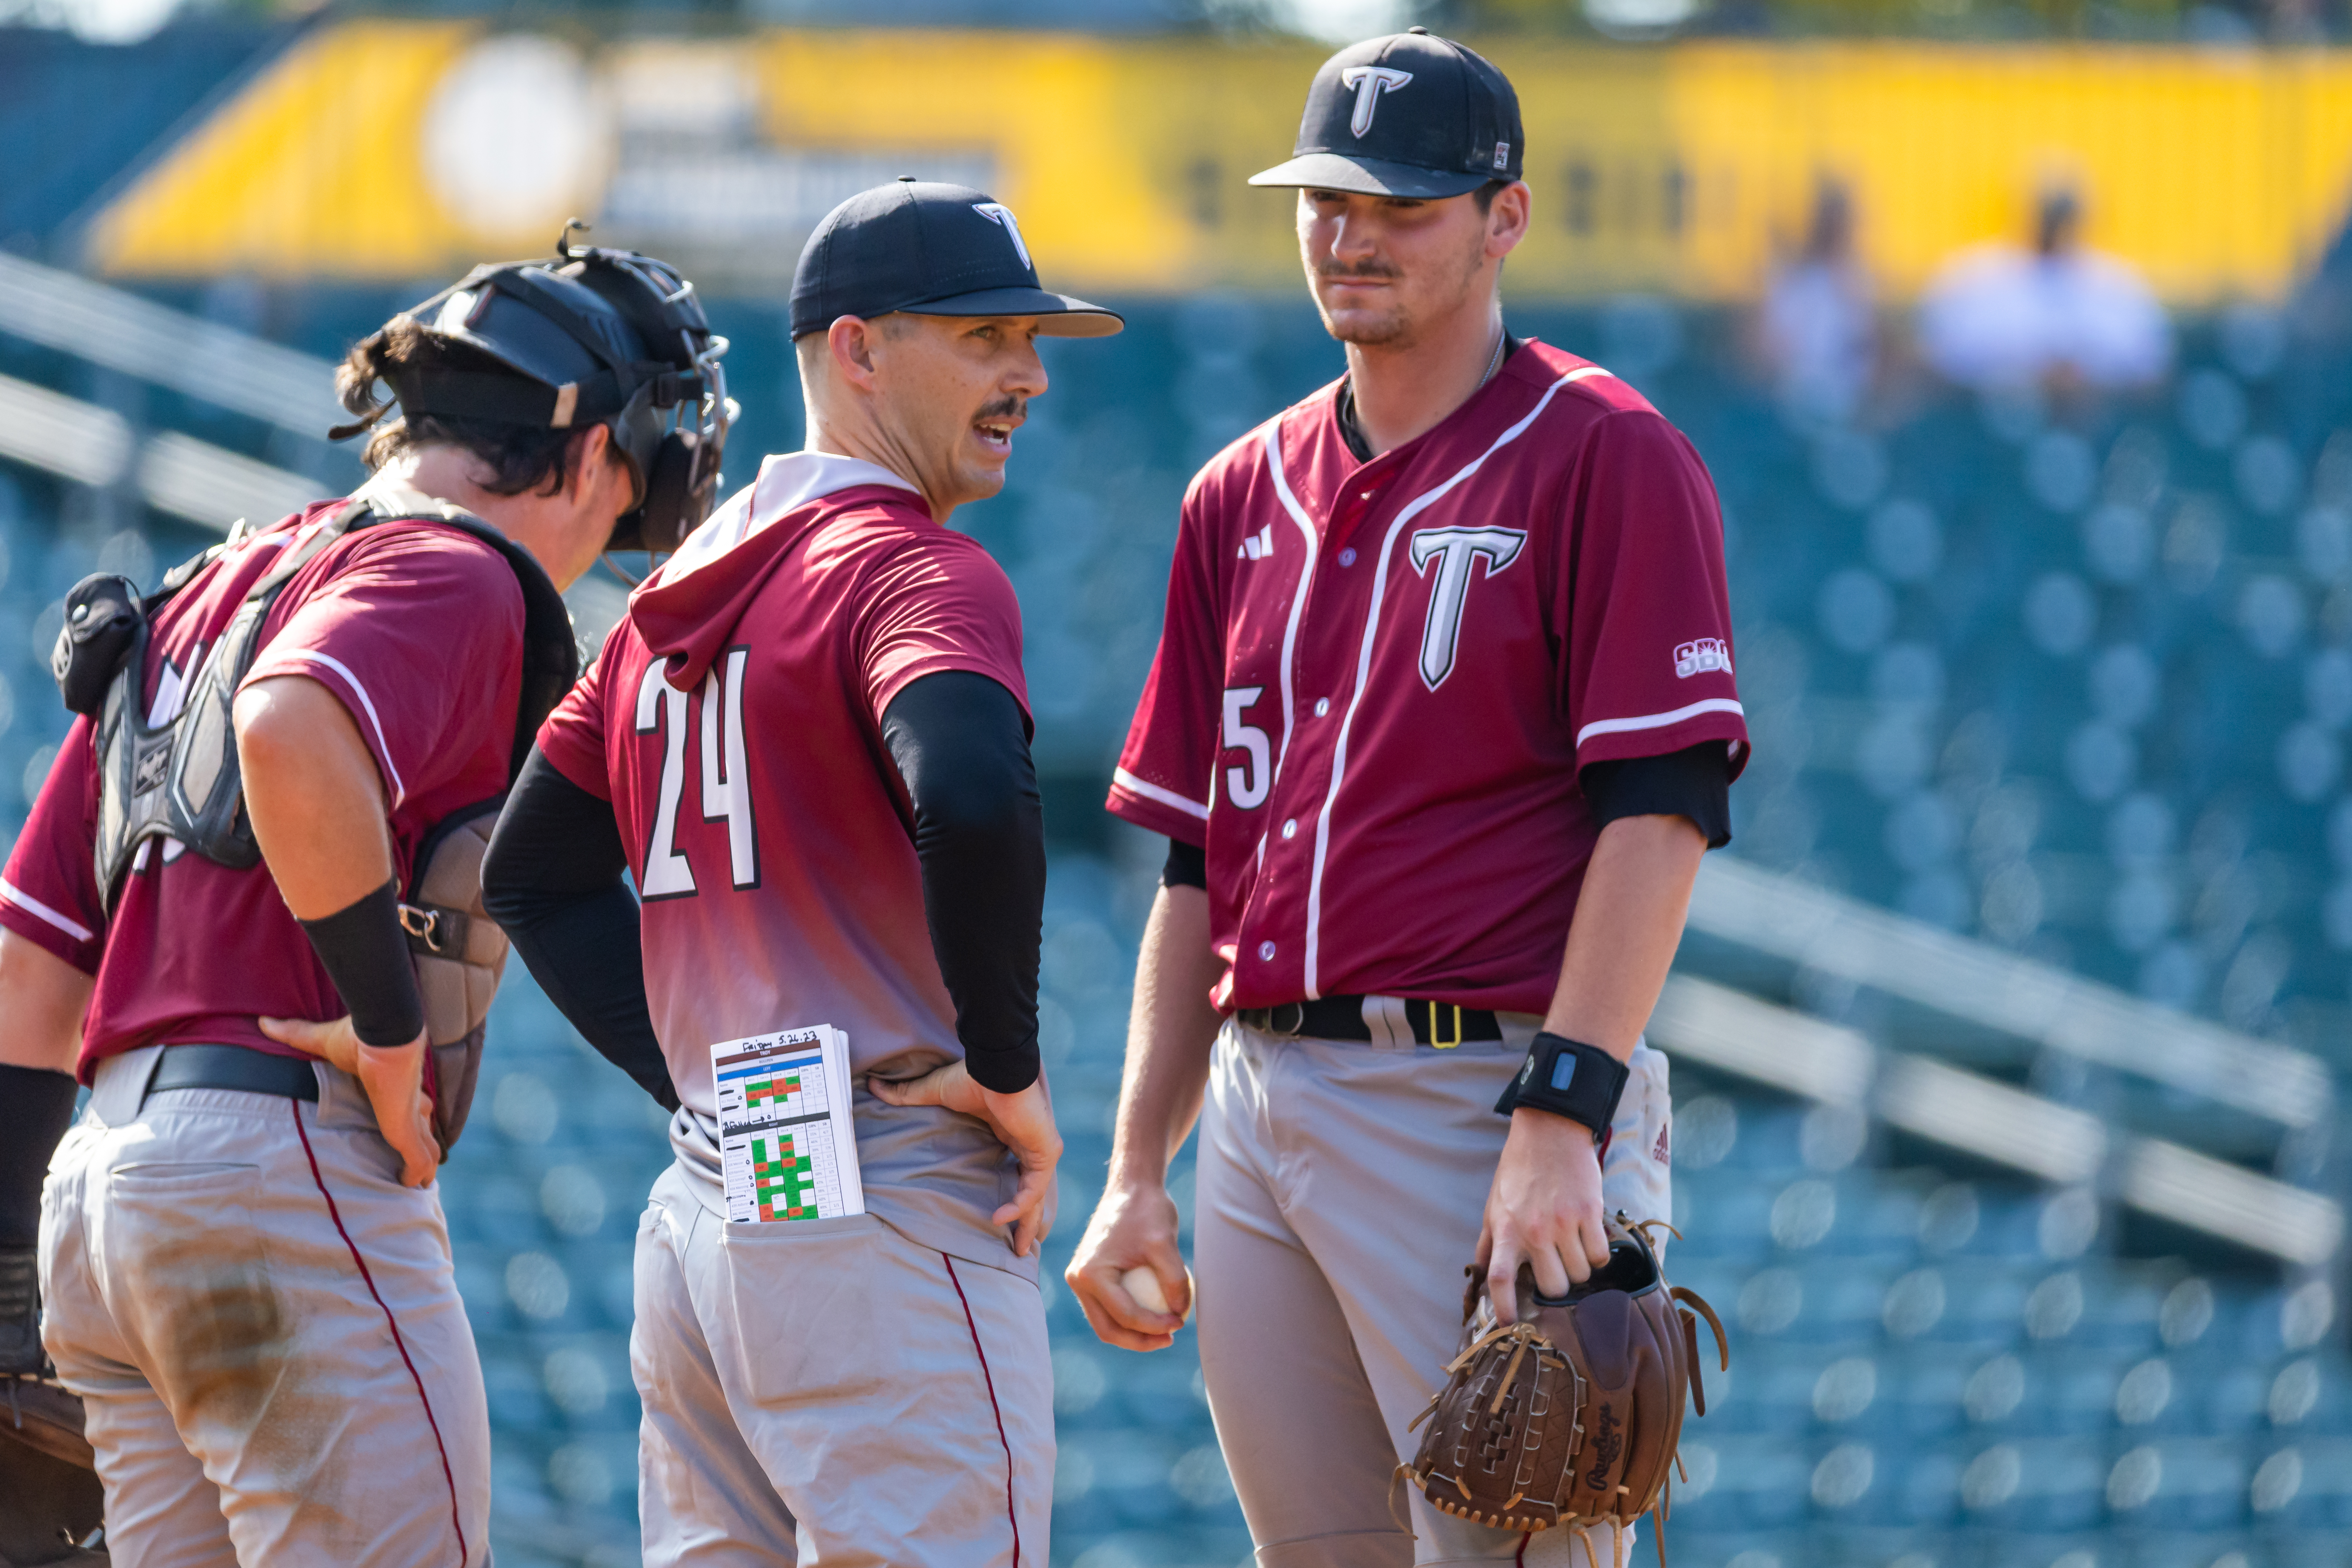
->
xmin=711 ymin=1025 xmax=866 ymax=1223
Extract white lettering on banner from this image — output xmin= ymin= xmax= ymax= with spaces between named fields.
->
xmin=635 ymin=665 xmax=697 ymax=899
xmin=971 ymin=203 xmax=1033 ymax=269
xmin=1338 ymin=66 xmax=1412 ymax=137
xmin=1407 ymin=526 xmax=1527 ymax=690
xmin=1222 ymin=685 xmax=1271 ymax=809
xmin=1674 ymin=637 xmax=1733 ymax=678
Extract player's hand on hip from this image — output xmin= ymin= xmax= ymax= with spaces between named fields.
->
xmin=1478 ymin=1106 xmax=1610 ymax=1325
xmin=869 ymin=1063 xmax=1064 ymax=1258
xmin=1065 ymin=1181 xmax=1188 ymax=1353
xmin=259 ymin=1015 xmax=441 ymax=1189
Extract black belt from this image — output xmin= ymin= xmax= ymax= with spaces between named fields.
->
xmin=145 ymin=1043 xmax=320 ymax=1104
xmin=1236 ymin=996 xmax=1504 ymax=1046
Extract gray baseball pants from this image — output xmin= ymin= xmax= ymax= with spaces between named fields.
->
xmin=1194 ymin=1018 xmax=1674 ymax=1568
xmin=38 ymin=1044 xmax=491 ymax=1567
xmin=630 ymin=1158 xmax=1053 ymax=1567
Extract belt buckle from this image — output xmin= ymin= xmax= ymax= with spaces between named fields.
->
xmin=1269 ymin=1001 xmax=1306 ymax=1038
xmin=1427 ymin=1002 xmax=1463 ymax=1050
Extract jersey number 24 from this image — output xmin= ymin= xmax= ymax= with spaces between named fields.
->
xmin=633 ymin=651 xmax=758 ymax=900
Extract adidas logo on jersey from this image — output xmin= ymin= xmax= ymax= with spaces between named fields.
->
xmin=1674 ymin=637 xmax=1732 ymax=679
xmin=1238 ymin=524 xmax=1275 ymax=561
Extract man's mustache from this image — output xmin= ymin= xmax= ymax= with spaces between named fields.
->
xmin=1316 ymin=260 xmax=1401 ymax=281
xmin=976 ymin=396 xmax=1026 ymax=423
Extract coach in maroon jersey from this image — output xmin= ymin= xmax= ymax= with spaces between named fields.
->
xmin=1066 ymin=32 xmax=1748 ymax=1568
xmin=0 ymin=247 xmax=725 ymax=1563
xmin=483 ymin=181 xmax=1119 ymax=1566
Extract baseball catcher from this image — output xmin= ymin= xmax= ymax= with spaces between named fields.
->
xmin=0 ymin=232 xmax=725 ymax=1565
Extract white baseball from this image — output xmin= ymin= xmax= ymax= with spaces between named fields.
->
xmin=1121 ymin=1264 xmax=1195 ymax=1324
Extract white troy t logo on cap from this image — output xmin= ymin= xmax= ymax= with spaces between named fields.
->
xmin=971 ymin=203 xmax=1033 ymax=269
xmin=1339 ymin=66 xmax=1413 ymax=137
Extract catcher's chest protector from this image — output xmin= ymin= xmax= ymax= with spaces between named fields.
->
xmin=1404 ymin=1221 xmax=1728 ymax=1566
xmin=59 ymin=485 xmax=578 ymax=1156
xmin=404 ymin=802 xmax=509 ymax=1157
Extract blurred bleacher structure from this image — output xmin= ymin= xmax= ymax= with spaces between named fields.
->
xmin=8 ymin=210 xmax=2352 ymax=1568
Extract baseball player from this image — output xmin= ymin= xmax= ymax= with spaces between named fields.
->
xmin=480 ymin=181 xmax=1119 ymax=1566
xmin=0 ymin=242 xmax=728 ymax=1564
xmin=1065 ymin=32 xmax=1747 ymax=1568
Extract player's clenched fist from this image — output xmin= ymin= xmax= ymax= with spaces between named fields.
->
xmin=1066 ymin=1182 xmax=1192 ymax=1352
xmin=869 ymin=1062 xmax=1063 ymax=1257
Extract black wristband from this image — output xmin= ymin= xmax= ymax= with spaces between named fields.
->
xmin=0 ymin=1065 xmax=77 ymax=1247
xmin=1494 ymin=1032 xmax=1628 ymax=1141
xmin=298 ymin=880 xmax=426 ymax=1048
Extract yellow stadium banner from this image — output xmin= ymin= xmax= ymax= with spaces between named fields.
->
xmin=83 ymin=22 xmax=2352 ymax=303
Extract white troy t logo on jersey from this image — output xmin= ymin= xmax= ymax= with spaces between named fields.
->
xmin=1409 ymin=526 xmax=1526 ymax=690
xmin=971 ymin=203 xmax=1033 ymax=269
xmin=1338 ymin=66 xmax=1412 ymax=137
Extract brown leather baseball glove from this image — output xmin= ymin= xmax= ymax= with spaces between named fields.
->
xmin=1400 ymin=1216 xmax=1727 ymax=1565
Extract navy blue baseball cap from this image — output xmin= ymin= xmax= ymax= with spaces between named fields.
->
xmin=789 ymin=180 xmax=1122 ymax=341
xmin=1250 ymin=29 xmax=1524 ymax=200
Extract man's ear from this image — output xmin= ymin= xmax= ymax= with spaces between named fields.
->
xmin=829 ymin=315 xmax=883 ymax=389
xmin=560 ymin=422 xmax=619 ymax=503
xmin=1487 ymin=181 xmax=1532 ymax=259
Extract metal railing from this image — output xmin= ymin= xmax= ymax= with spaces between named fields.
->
xmin=1664 ymin=860 xmax=2344 ymax=1269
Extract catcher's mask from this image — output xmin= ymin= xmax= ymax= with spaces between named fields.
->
xmin=335 ymin=226 xmax=732 ymax=555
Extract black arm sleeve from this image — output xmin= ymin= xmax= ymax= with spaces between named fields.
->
xmin=482 ymin=749 xmax=679 ymax=1111
xmin=880 ymin=671 xmax=1045 ymax=1095
xmin=1162 ymin=837 xmax=1207 ymax=891
xmin=1580 ymin=741 xmax=1734 ymax=848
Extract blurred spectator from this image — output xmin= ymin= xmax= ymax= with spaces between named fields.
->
xmin=1754 ymin=179 xmax=1876 ymax=424
xmin=1917 ymin=187 xmax=2172 ymax=392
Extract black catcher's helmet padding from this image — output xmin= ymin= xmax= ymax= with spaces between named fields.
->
xmin=344 ymin=227 xmax=731 ymax=555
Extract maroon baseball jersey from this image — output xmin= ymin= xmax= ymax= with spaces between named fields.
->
xmin=1108 ymin=338 xmax=1747 ymax=1015
xmin=534 ymin=451 xmax=1034 ymax=1261
xmin=0 ymin=493 xmax=525 ymax=1079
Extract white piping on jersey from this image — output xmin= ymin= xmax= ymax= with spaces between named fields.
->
xmin=664 ymin=451 xmax=919 ymax=584
xmin=1112 ymin=765 xmax=1210 ymax=821
xmin=0 ymin=877 xmax=93 ymax=943
xmin=1301 ymin=364 xmax=1613 ymax=1000
xmin=1259 ymin=422 xmax=1324 ymax=794
xmin=1576 ymin=696 xmax=1746 ymax=748
xmin=277 ymin=648 xmax=407 ymax=807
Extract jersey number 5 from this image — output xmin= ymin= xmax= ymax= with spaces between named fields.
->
xmin=1222 ymin=685 xmax=1270 ymax=810
xmin=634 ymin=650 xmax=759 ymax=899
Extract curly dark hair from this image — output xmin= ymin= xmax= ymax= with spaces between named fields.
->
xmin=335 ymin=315 xmax=585 ymax=497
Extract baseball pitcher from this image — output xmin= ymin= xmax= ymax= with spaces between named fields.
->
xmin=1064 ymin=32 xmax=1748 ymax=1568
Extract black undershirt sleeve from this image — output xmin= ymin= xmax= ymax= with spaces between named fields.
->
xmin=1580 ymin=740 xmax=1734 ymax=848
xmin=482 ymin=750 xmax=679 ymax=1111
xmin=1162 ymin=837 xmax=1207 ymax=891
xmin=880 ymin=671 xmax=1046 ymax=1095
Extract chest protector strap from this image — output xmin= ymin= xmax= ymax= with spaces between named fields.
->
xmin=84 ymin=489 xmax=575 ymax=912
